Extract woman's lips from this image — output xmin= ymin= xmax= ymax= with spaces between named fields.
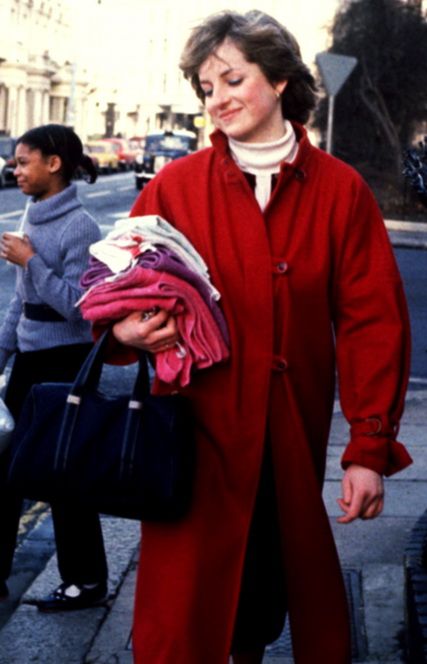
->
xmin=219 ymin=108 xmax=241 ymax=122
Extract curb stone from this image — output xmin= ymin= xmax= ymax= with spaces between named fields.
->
xmin=404 ymin=509 xmax=427 ymax=663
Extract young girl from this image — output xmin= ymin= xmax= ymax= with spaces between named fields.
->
xmin=0 ymin=124 xmax=108 ymax=611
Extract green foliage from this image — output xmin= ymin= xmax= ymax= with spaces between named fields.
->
xmin=313 ymin=0 xmax=427 ymax=212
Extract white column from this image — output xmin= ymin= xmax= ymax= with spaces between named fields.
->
xmin=33 ymin=89 xmax=43 ymax=127
xmin=17 ymin=86 xmax=27 ymax=135
xmin=0 ymin=85 xmax=7 ymax=131
xmin=7 ymin=86 xmax=18 ymax=135
xmin=42 ymin=90 xmax=49 ymax=124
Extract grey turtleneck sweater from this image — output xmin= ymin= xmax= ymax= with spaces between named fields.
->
xmin=0 ymin=183 xmax=101 ymax=373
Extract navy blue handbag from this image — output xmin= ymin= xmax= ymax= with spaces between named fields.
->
xmin=7 ymin=331 xmax=195 ymax=521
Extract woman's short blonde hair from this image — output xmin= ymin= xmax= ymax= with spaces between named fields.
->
xmin=180 ymin=10 xmax=317 ymax=125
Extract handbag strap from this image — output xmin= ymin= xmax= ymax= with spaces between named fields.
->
xmin=68 ymin=329 xmax=150 ymax=401
xmin=54 ymin=330 xmax=151 ymax=473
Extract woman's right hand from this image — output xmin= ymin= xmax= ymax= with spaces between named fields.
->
xmin=112 ymin=309 xmax=179 ymax=353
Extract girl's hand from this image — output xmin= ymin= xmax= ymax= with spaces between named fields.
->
xmin=337 ymin=464 xmax=384 ymax=524
xmin=0 ymin=233 xmax=35 ymax=267
xmin=112 ymin=309 xmax=179 ymax=353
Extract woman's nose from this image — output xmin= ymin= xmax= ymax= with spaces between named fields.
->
xmin=209 ymin=86 xmax=230 ymax=109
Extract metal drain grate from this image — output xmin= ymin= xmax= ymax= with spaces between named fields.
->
xmin=265 ymin=567 xmax=368 ymax=661
xmin=126 ymin=568 xmax=367 ymax=660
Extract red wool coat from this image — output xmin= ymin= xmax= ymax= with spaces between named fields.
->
xmin=129 ymin=125 xmax=412 ymax=664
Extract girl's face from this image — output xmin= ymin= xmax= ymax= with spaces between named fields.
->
xmin=199 ymin=39 xmax=287 ymax=144
xmin=14 ymin=143 xmax=62 ymax=200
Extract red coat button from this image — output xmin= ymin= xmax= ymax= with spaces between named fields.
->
xmin=272 ymin=357 xmax=288 ymax=372
xmin=276 ymin=261 xmax=288 ymax=274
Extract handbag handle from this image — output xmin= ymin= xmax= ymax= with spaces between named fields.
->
xmin=67 ymin=329 xmax=150 ymax=401
xmin=54 ymin=330 xmax=150 ymax=472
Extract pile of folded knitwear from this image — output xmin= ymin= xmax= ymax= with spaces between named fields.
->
xmin=77 ymin=215 xmax=230 ymax=387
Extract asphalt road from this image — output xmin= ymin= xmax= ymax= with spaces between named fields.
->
xmin=0 ymin=170 xmax=136 ymax=234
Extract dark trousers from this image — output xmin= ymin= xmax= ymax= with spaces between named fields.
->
xmin=0 ymin=343 xmax=107 ymax=585
xmin=231 ymin=444 xmax=287 ymax=652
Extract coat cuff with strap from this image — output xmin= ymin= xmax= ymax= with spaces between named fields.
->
xmin=341 ymin=416 xmax=413 ymax=477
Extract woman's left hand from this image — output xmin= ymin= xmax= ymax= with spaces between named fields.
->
xmin=336 ymin=464 xmax=384 ymax=524
xmin=0 ymin=233 xmax=35 ymax=267
xmin=112 ymin=309 xmax=180 ymax=353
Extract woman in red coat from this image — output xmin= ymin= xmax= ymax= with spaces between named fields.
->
xmin=112 ymin=10 xmax=412 ymax=664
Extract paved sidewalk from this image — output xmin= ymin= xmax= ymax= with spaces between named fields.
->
xmin=385 ymin=219 xmax=427 ymax=250
xmin=0 ymin=221 xmax=425 ymax=663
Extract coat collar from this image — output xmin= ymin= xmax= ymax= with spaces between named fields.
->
xmin=209 ymin=122 xmax=313 ymax=180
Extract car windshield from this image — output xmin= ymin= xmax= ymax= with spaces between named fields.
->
xmin=145 ymin=135 xmax=194 ymax=152
xmin=87 ymin=145 xmax=107 ymax=154
xmin=0 ymin=138 xmax=13 ymax=158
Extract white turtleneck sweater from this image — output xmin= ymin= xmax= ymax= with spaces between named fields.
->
xmin=228 ymin=120 xmax=298 ymax=211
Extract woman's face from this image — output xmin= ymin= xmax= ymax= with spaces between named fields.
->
xmin=198 ymin=39 xmax=287 ymax=144
xmin=14 ymin=143 xmax=61 ymax=200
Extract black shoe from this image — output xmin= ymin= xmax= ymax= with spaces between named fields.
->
xmin=35 ymin=581 xmax=108 ymax=612
xmin=0 ymin=580 xmax=8 ymax=601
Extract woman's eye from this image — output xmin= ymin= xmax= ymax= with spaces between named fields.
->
xmin=202 ymin=89 xmax=213 ymax=98
xmin=228 ymin=78 xmax=242 ymax=87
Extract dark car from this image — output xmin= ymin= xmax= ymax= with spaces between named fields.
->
xmin=0 ymin=136 xmax=17 ymax=187
xmin=134 ymin=129 xmax=197 ymax=190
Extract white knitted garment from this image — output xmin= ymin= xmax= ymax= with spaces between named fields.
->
xmin=228 ymin=120 xmax=298 ymax=211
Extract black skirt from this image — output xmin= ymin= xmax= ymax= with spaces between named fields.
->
xmin=231 ymin=444 xmax=287 ymax=652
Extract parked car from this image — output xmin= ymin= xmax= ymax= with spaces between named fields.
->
xmin=128 ymin=136 xmax=145 ymax=152
xmin=85 ymin=141 xmax=119 ymax=174
xmin=134 ymin=129 xmax=198 ymax=190
xmin=75 ymin=148 xmax=100 ymax=180
xmin=102 ymin=138 xmax=139 ymax=171
xmin=0 ymin=136 xmax=17 ymax=187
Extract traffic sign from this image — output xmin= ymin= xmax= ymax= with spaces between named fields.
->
xmin=316 ymin=52 xmax=358 ymax=97
xmin=315 ymin=52 xmax=358 ymax=154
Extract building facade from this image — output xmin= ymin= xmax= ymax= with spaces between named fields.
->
xmin=0 ymin=0 xmax=93 ymax=138
xmin=0 ymin=0 xmax=206 ymax=140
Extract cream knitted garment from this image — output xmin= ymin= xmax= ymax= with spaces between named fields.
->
xmin=228 ymin=120 xmax=298 ymax=211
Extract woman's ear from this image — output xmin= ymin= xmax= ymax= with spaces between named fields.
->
xmin=275 ymin=80 xmax=288 ymax=96
xmin=48 ymin=154 xmax=62 ymax=175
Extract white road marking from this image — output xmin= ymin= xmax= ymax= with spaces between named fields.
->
xmin=85 ymin=190 xmax=110 ymax=199
xmin=109 ymin=210 xmax=131 ymax=219
xmin=0 ymin=209 xmax=24 ymax=220
xmin=385 ymin=219 xmax=427 ymax=232
xmin=409 ymin=377 xmax=427 ymax=385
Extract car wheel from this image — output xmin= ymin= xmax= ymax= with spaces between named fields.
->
xmin=0 ymin=170 xmax=6 ymax=188
xmin=136 ymin=177 xmax=143 ymax=191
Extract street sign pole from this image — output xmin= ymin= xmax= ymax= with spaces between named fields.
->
xmin=326 ymin=94 xmax=335 ymax=154
xmin=315 ymin=53 xmax=358 ymax=154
